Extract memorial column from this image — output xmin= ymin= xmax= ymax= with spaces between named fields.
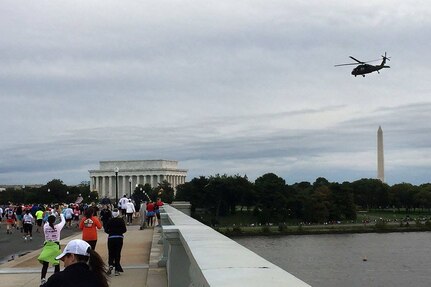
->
xmin=122 ymin=176 xmax=126 ymax=197
xmin=109 ymin=176 xmax=113 ymax=198
xmin=102 ymin=176 xmax=106 ymax=197
xmin=95 ymin=177 xmax=100 ymax=193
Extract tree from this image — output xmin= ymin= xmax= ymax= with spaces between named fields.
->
xmin=155 ymin=180 xmax=175 ymax=203
xmin=351 ymin=178 xmax=389 ymax=209
xmin=389 ymin=183 xmax=417 ymax=212
xmin=329 ymin=182 xmax=357 ymax=220
xmin=175 ymin=176 xmax=209 ymax=214
xmin=254 ymin=173 xmax=288 ymax=224
xmin=414 ymin=188 xmax=431 ymax=211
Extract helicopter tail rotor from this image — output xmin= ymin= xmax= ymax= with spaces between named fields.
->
xmin=382 ymin=52 xmax=391 ymax=61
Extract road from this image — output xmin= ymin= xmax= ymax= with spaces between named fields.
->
xmin=0 ymin=222 xmax=80 ymax=264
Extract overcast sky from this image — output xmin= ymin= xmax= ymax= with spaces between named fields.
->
xmin=1 ymin=1 xmax=430 ymax=186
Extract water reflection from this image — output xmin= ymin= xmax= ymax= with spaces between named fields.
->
xmin=235 ymin=232 xmax=431 ymax=287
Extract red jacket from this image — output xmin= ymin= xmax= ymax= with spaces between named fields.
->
xmin=79 ymin=216 xmax=102 ymax=241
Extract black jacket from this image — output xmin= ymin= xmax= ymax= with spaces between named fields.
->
xmin=43 ymin=262 xmax=104 ymax=287
xmin=105 ymin=217 xmax=127 ymax=236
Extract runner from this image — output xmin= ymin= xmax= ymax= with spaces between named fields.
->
xmin=62 ymin=204 xmax=74 ymax=228
xmin=22 ymin=209 xmax=34 ymax=241
xmin=35 ymin=207 xmax=44 ymax=233
xmin=79 ymin=207 xmax=102 ymax=250
xmin=37 ymin=206 xmax=66 ymax=286
xmin=0 ymin=206 xmax=3 ymax=229
xmin=5 ymin=205 xmax=16 ymax=234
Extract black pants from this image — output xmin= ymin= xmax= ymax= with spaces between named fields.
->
xmin=126 ymin=213 xmax=133 ymax=224
xmin=108 ymin=237 xmax=124 ymax=272
xmin=23 ymin=223 xmax=33 ymax=236
xmin=85 ymin=240 xmax=97 ymax=251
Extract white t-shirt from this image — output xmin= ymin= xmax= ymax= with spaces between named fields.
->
xmin=119 ymin=197 xmax=129 ymax=209
xmin=43 ymin=214 xmax=65 ymax=241
xmin=23 ymin=213 xmax=34 ymax=224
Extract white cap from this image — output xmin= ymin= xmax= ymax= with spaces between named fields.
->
xmin=56 ymin=239 xmax=91 ymax=260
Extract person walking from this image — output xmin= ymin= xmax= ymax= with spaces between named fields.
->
xmin=105 ymin=208 xmax=127 ymax=276
xmin=155 ymin=197 xmax=164 ymax=226
xmin=22 ymin=209 xmax=34 ymax=241
xmin=146 ymin=200 xmax=155 ymax=227
xmin=99 ymin=205 xmax=112 ymax=231
xmin=118 ymin=195 xmax=129 ymax=218
xmin=125 ymin=199 xmax=136 ymax=225
xmin=79 ymin=207 xmax=102 ymax=250
xmin=139 ymin=201 xmax=147 ymax=230
xmin=38 ymin=208 xmax=65 ymax=286
xmin=41 ymin=239 xmax=108 ymax=287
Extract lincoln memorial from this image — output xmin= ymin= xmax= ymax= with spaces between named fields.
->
xmin=89 ymin=160 xmax=188 ymax=199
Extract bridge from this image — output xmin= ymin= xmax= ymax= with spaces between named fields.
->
xmin=157 ymin=202 xmax=311 ymax=286
xmin=0 ymin=203 xmax=310 ymax=287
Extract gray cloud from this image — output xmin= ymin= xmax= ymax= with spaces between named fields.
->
xmin=1 ymin=1 xmax=431 ymax=185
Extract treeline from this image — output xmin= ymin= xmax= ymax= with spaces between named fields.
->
xmin=3 ymin=174 xmax=431 ymax=225
xmin=0 ymin=179 xmax=95 ymax=204
xmin=0 ymin=179 xmax=176 ymax=206
xmin=175 ymin=173 xmax=431 ymax=224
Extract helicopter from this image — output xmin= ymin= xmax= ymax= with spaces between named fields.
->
xmin=335 ymin=52 xmax=390 ymax=77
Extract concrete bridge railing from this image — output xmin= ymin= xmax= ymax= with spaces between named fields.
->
xmin=159 ymin=203 xmax=311 ymax=287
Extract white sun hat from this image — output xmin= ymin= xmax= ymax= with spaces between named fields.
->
xmin=56 ymin=239 xmax=91 ymax=260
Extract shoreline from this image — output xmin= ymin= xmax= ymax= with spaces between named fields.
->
xmin=218 ymin=224 xmax=431 ymax=237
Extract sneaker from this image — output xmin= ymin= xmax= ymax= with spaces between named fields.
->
xmin=115 ymin=270 xmax=120 ymax=276
xmin=24 ymin=236 xmax=27 ymax=241
xmin=40 ymin=278 xmax=47 ymax=285
xmin=29 ymin=236 xmax=32 ymax=241
xmin=107 ymin=265 xmax=113 ymax=275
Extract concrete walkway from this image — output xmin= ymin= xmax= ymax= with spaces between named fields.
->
xmin=0 ymin=224 xmax=167 ymax=287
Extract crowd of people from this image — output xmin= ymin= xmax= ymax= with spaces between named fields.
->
xmin=0 ymin=195 xmax=164 ymax=287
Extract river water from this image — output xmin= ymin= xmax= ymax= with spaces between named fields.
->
xmin=234 ymin=232 xmax=431 ymax=287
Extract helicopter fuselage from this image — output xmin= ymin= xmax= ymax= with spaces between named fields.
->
xmin=351 ymin=64 xmax=390 ymax=77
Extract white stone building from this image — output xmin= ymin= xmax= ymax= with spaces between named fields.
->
xmin=89 ymin=160 xmax=187 ymax=199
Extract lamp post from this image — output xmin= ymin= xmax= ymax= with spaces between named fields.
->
xmin=129 ymin=178 xmax=132 ymax=198
xmin=115 ymin=167 xmax=119 ymax=207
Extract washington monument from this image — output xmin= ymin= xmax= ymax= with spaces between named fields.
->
xmin=377 ymin=126 xmax=384 ymax=182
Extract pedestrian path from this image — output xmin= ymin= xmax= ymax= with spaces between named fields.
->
xmin=0 ymin=224 xmax=167 ymax=287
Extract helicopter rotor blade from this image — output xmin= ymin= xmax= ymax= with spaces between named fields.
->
xmin=349 ymin=56 xmax=364 ymax=64
xmin=334 ymin=63 xmax=359 ymax=67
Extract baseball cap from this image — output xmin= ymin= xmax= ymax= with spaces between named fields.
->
xmin=56 ymin=239 xmax=91 ymax=260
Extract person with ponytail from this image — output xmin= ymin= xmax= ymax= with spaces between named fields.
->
xmin=79 ymin=206 xmax=102 ymax=250
xmin=41 ymin=239 xmax=109 ymax=287
xmin=37 ymin=206 xmax=65 ymax=286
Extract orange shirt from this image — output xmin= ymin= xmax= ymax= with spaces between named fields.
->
xmin=79 ymin=216 xmax=102 ymax=241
